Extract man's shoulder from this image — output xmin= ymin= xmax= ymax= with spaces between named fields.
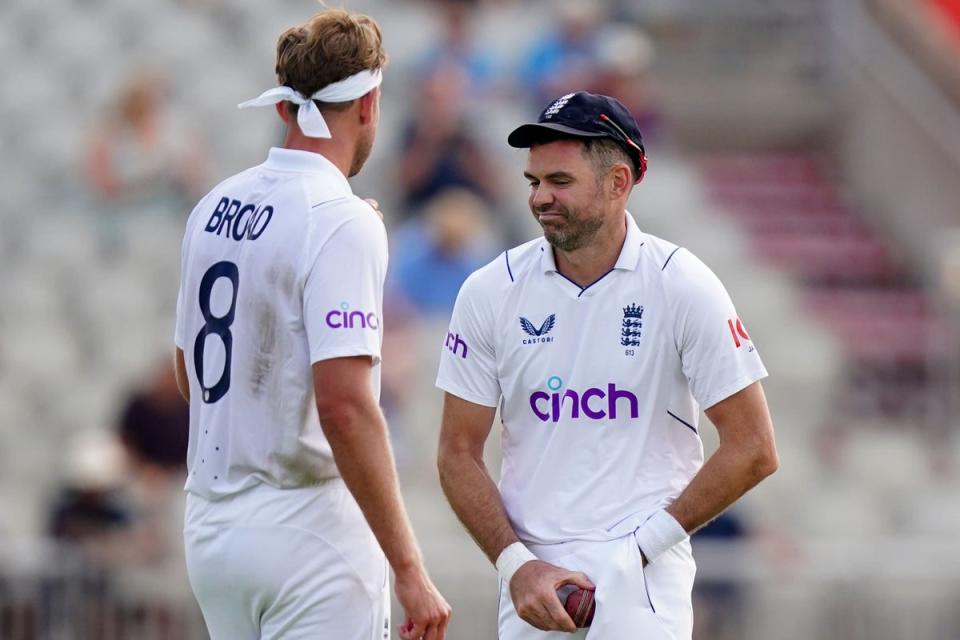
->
xmin=460 ymin=237 xmax=542 ymax=298
xmin=638 ymin=232 xmax=728 ymax=306
xmin=639 ymin=233 xmax=717 ymax=282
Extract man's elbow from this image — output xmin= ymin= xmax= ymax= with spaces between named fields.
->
xmin=751 ymin=441 xmax=779 ymax=481
xmin=315 ymin=395 xmax=366 ymax=435
xmin=436 ymin=441 xmax=457 ymax=486
xmin=436 ymin=439 xmax=475 ymax=489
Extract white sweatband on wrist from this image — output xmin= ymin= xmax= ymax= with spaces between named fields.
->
xmin=495 ymin=542 xmax=537 ymax=585
xmin=633 ymin=510 xmax=688 ymax=565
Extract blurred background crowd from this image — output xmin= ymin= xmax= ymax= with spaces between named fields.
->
xmin=1 ymin=0 xmax=960 ymax=638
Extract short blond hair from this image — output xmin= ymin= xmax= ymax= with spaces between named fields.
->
xmin=275 ymin=8 xmax=387 ymax=111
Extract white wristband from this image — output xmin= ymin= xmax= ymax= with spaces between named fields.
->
xmin=495 ymin=542 xmax=537 ymax=586
xmin=633 ymin=510 xmax=688 ymax=565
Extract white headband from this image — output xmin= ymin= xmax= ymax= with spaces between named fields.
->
xmin=238 ymin=68 xmax=383 ymax=139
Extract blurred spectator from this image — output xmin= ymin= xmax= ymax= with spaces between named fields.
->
xmin=396 ymin=65 xmax=503 ymax=213
xmin=118 ymin=361 xmax=189 ymax=475
xmin=417 ymin=0 xmax=496 ymax=94
xmin=85 ymin=71 xmax=206 ymax=211
xmin=594 ymin=25 xmax=663 ymax=145
xmin=388 ymin=188 xmax=498 ymax=316
xmin=518 ymin=1 xmax=606 ymax=106
xmin=691 ymin=509 xmax=748 ymax=640
xmin=48 ymin=429 xmax=132 ymax=553
xmin=46 ymin=425 xmax=188 ymax=638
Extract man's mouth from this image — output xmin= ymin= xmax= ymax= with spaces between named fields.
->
xmin=536 ymin=211 xmax=566 ymax=222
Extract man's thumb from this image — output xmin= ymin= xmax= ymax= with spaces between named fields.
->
xmin=562 ymin=571 xmax=595 ymax=591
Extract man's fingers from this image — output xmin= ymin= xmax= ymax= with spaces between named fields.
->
xmin=541 ymin=592 xmax=577 ymax=632
xmin=363 ymin=198 xmax=384 ymax=220
xmin=398 ymin=619 xmax=425 ymax=640
xmin=558 ymin=570 xmax=595 ymax=591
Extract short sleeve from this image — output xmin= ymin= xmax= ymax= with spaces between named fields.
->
xmin=671 ymin=253 xmax=768 ymax=410
xmin=435 ymin=274 xmax=501 ymax=407
xmin=174 ymin=197 xmax=206 ymax=350
xmin=303 ymin=206 xmax=388 ymax=365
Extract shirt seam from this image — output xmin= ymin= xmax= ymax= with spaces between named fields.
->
xmin=698 ymin=369 xmax=768 ymax=411
xmin=436 ymin=378 xmax=500 ymax=408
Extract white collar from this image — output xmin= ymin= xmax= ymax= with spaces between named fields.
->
xmin=540 ymin=211 xmax=643 ymax=274
xmin=263 ymin=147 xmax=351 ymax=189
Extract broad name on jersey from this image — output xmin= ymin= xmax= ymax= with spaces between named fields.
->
xmin=204 ymin=196 xmax=274 ymax=242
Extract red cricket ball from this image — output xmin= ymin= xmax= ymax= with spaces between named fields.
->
xmin=564 ymin=588 xmax=596 ymax=627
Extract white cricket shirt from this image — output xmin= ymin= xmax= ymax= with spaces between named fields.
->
xmin=436 ymin=213 xmax=767 ymax=545
xmin=175 ymin=148 xmax=387 ymax=500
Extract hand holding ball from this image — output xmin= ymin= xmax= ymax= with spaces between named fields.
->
xmin=563 ymin=588 xmax=596 ymax=627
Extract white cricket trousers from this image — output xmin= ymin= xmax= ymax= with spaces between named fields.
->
xmin=184 ymin=480 xmax=389 ymax=640
xmin=498 ymin=532 xmax=696 ymax=639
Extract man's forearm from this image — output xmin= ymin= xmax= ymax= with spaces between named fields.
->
xmin=438 ymin=450 xmax=518 ymax=565
xmin=321 ymin=404 xmax=423 ymax=574
xmin=666 ymin=441 xmax=777 ymax=535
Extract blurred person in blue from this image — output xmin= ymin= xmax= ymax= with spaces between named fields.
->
xmin=690 ymin=510 xmax=748 ymax=640
xmin=389 ymin=188 xmax=499 ymax=316
xmin=174 ymin=8 xmax=449 ymax=639
xmin=396 ymin=64 xmax=503 ymax=214
xmin=416 ymin=0 xmax=496 ymax=94
xmin=519 ymin=1 xmax=606 ymax=107
xmin=85 ymin=71 xmax=206 ymax=212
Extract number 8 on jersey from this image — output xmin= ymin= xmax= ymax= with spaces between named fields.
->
xmin=194 ymin=261 xmax=239 ymax=404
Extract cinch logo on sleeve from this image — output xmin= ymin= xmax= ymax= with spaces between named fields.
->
xmin=326 ymin=302 xmax=379 ymax=330
xmin=529 ymin=376 xmax=640 ymax=423
xmin=444 ymin=331 xmax=468 ymax=359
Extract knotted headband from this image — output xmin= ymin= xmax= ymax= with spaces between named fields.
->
xmin=238 ymin=68 xmax=383 ymax=138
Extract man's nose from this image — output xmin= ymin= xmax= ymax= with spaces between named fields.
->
xmin=531 ymin=185 xmax=554 ymax=209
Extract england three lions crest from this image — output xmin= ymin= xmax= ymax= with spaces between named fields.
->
xmin=621 ymin=304 xmax=643 ymax=347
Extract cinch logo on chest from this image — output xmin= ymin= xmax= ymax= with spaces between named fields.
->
xmin=520 ymin=314 xmax=556 ymax=345
xmin=529 ymin=376 xmax=640 ymax=423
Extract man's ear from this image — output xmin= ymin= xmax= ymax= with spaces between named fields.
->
xmin=609 ymin=163 xmax=633 ymax=200
xmin=357 ymin=88 xmax=377 ymax=125
xmin=275 ymin=102 xmax=290 ymax=124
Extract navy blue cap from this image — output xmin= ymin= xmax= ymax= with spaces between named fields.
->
xmin=508 ymin=91 xmax=647 ymax=182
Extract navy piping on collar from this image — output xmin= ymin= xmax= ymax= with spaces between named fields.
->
xmin=504 ymin=250 xmax=514 ymax=282
xmin=667 ymin=410 xmax=697 ymax=434
xmin=548 ymin=242 xmax=646 ymax=294
xmin=554 ymin=269 xmax=617 ymax=298
xmin=661 ymin=247 xmax=681 ymax=271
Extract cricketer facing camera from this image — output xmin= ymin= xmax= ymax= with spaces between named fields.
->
xmin=436 ymin=91 xmax=779 ymax=639
xmin=173 ymin=9 xmax=449 ymax=640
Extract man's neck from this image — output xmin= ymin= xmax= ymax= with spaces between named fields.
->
xmin=282 ymin=131 xmax=352 ymax=178
xmin=553 ymin=212 xmax=627 ymax=288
